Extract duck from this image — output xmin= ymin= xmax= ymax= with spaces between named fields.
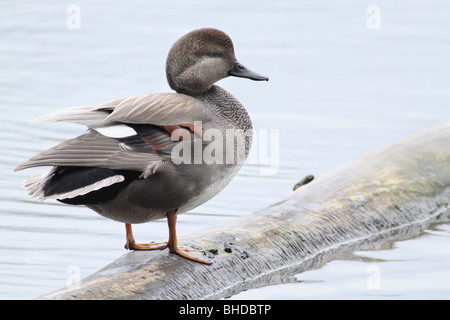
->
xmin=14 ymin=28 xmax=268 ymax=265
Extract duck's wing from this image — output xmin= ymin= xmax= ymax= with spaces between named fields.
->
xmin=30 ymin=97 xmax=121 ymax=127
xmin=105 ymin=92 xmax=208 ymax=125
xmin=14 ymin=130 xmax=161 ymax=174
xmin=15 ymin=93 xmax=212 ymax=176
xmin=32 ymin=92 xmax=209 ymax=127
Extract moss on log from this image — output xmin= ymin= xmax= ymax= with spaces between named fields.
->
xmin=41 ymin=121 xmax=450 ymax=300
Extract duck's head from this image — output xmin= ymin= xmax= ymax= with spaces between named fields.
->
xmin=166 ymin=28 xmax=268 ymax=95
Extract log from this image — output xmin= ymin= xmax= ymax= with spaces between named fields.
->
xmin=40 ymin=121 xmax=450 ymax=300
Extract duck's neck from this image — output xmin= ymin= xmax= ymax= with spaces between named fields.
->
xmin=191 ymin=85 xmax=253 ymax=132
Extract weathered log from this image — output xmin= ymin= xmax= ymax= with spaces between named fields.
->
xmin=41 ymin=121 xmax=450 ymax=300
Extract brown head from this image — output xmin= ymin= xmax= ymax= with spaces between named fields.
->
xmin=166 ymin=28 xmax=268 ymax=95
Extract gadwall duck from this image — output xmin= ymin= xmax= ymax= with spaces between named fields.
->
xmin=15 ymin=28 xmax=268 ymax=264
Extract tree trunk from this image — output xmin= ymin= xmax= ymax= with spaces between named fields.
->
xmin=40 ymin=121 xmax=450 ymax=300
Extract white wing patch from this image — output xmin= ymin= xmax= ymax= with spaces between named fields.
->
xmin=95 ymin=124 xmax=137 ymax=139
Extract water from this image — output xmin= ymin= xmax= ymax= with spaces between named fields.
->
xmin=1 ymin=0 xmax=449 ymax=299
xmin=230 ymin=223 xmax=450 ymax=300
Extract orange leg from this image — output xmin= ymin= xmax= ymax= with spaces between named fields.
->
xmin=165 ymin=210 xmax=211 ymax=265
xmin=124 ymin=223 xmax=168 ymax=250
xmin=124 ymin=210 xmax=211 ymax=265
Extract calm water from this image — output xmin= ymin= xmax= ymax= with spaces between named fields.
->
xmin=1 ymin=0 xmax=449 ymax=299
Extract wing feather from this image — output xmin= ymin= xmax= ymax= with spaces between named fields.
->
xmin=15 ymin=130 xmax=161 ymax=172
xmin=29 ymin=92 xmax=212 ymax=128
xmin=104 ymin=93 xmax=211 ymax=125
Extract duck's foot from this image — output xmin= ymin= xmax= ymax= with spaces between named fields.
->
xmin=124 ymin=223 xmax=168 ymax=250
xmin=169 ymin=247 xmax=211 ymax=265
xmin=124 ymin=240 xmax=168 ymax=250
xmin=125 ymin=239 xmax=210 ymax=264
xmin=166 ymin=210 xmax=211 ymax=265
xmin=124 ymin=213 xmax=211 ymax=265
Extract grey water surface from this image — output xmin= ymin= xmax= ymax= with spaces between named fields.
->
xmin=1 ymin=0 xmax=449 ymax=299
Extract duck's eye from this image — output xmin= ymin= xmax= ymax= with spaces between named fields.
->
xmin=206 ymin=51 xmax=222 ymax=58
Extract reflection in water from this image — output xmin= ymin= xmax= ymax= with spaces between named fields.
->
xmin=228 ymin=219 xmax=450 ymax=300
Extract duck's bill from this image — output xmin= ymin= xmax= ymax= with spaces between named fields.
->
xmin=229 ymin=62 xmax=269 ymax=81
